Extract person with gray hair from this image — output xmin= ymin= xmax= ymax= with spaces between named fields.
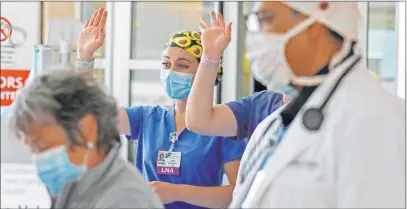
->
xmin=8 ymin=70 xmax=163 ymax=209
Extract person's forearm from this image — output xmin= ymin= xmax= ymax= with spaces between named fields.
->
xmin=176 ymin=184 xmax=235 ymax=208
xmin=75 ymin=53 xmax=95 ymax=74
xmin=186 ymin=53 xmax=219 ymax=133
xmin=75 ymin=53 xmax=131 ymax=135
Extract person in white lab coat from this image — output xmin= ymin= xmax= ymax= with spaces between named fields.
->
xmin=197 ymin=2 xmax=406 ymax=208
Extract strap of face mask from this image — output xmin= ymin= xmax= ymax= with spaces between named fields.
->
xmin=285 ymin=17 xmax=316 ymax=38
xmin=79 ymin=142 xmax=94 ymax=172
xmin=329 ymin=39 xmax=353 ymax=70
xmin=284 ymin=17 xmax=327 ymax=87
xmin=288 ymin=19 xmax=356 ymax=87
xmin=290 ymin=75 xmax=327 ymax=87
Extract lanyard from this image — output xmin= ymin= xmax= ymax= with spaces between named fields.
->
xmin=168 ymin=132 xmax=178 ymax=152
xmin=240 ymin=116 xmax=283 ymax=183
xmin=238 ymin=124 xmax=290 ymax=208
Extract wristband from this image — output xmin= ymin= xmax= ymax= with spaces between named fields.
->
xmin=76 ymin=59 xmax=95 ymax=68
xmin=201 ymin=56 xmax=220 ymax=68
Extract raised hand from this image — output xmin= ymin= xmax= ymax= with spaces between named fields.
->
xmin=77 ymin=8 xmax=107 ymax=61
xmin=198 ymin=11 xmax=232 ymax=60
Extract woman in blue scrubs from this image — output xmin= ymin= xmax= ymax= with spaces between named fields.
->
xmin=76 ymin=8 xmax=246 ymax=209
xmin=186 ymin=11 xmax=285 ymax=141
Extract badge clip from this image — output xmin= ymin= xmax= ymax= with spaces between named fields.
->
xmin=168 ymin=132 xmax=178 ymax=152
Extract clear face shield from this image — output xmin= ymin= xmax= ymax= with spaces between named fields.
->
xmin=245 ymin=11 xmax=276 ymax=33
xmin=246 ymin=13 xmax=260 ymax=32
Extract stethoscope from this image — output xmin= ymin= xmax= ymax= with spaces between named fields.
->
xmin=302 ymin=55 xmax=361 ymax=131
xmin=240 ymin=116 xmax=283 ymax=183
xmin=238 ymin=55 xmax=363 ymax=208
xmin=240 ymin=54 xmax=362 ymax=184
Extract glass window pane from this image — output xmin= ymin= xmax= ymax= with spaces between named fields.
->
xmin=130 ymin=2 xmax=215 ymax=59
xmin=81 ymin=2 xmax=106 ymax=58
xmin=81 ymin=2 xmax=106 ymax=20
xmin=241 ymin=2 xmax=265 ymax=97
xmin=367 ymin=2 xmax=397 ymax=94
xmin=243 ymin=1 xmax=255 ymax=15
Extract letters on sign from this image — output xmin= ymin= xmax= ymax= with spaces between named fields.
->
xmin=0 ymin=69 xmax=30 ymax=106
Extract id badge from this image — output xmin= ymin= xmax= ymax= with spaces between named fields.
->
xmin=156 ymin=151 xmax=181 ymax=176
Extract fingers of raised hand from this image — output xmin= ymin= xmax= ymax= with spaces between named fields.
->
xmin=198 ymin=17 xmax=209 ymax=32
xmin=204 ymin=11 xmax=226 ymax=29
xmin=225 ymin=22 xmax=232 ymax=40
xmin=217 ymin=13 xmax=225 ymax=27
xmin=210 ymin=11 xmax=218 ymax=26
xmin=197 ymin=22 xmax=205 ymax=31
xmin=88 ymin=9 xmax=99 ymax=26
xmin=84 ymin=19 xmax=90 ymax=28
xmin=199 ymin=17 xmax=210 ymax=29
xmin=92 ymin=9 xmax=103 ymax=27
xmin=88 ymin=8 xmax=107 ymax=28
xmin=96 ymin=9 xmax=108 ymax=28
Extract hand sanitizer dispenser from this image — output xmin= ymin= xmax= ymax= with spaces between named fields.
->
xmin=31 ymin=18 xmax=82 ymax=76
xmin=57 ymin=40 xmax=73 ymax=70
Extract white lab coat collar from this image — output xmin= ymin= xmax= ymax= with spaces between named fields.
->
xmin=230 ymin=103 xmax=288 ymax=208
xmin=241 ymin=54 xmax=363 ymax=208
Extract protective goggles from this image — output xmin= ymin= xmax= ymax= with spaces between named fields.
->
xmin=245 ymin=11 xmax=274 ymax=32
xmin=246 ymin=10 xmax=300 ymax=32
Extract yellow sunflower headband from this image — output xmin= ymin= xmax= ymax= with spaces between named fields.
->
xmin=165 ymin=31 xmax=223 ymax=85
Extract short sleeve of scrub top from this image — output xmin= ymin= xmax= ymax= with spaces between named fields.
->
xmin=220 ymin=136 xmax=247 ymax=163
xmin=124 ymin=105 xmax=144 ymax=139
xmin=226 ymin=90 xmax=283 ymax=141
xmin=124 ymin=105 xmax=246 ymax=209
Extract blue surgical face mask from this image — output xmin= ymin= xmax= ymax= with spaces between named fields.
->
xmin=160 ymin=69 xmax=193 ymax=100
xmin=283 ymin=85 xmax=299 ymax=97
xmin=33 ymin=145 xmax=88 ymax=196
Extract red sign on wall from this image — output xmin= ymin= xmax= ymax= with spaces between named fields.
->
xmin=1 ymin=69 xmax=30 ymax=106
xmin=0 ymin=17 xmax=13 ymax=42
